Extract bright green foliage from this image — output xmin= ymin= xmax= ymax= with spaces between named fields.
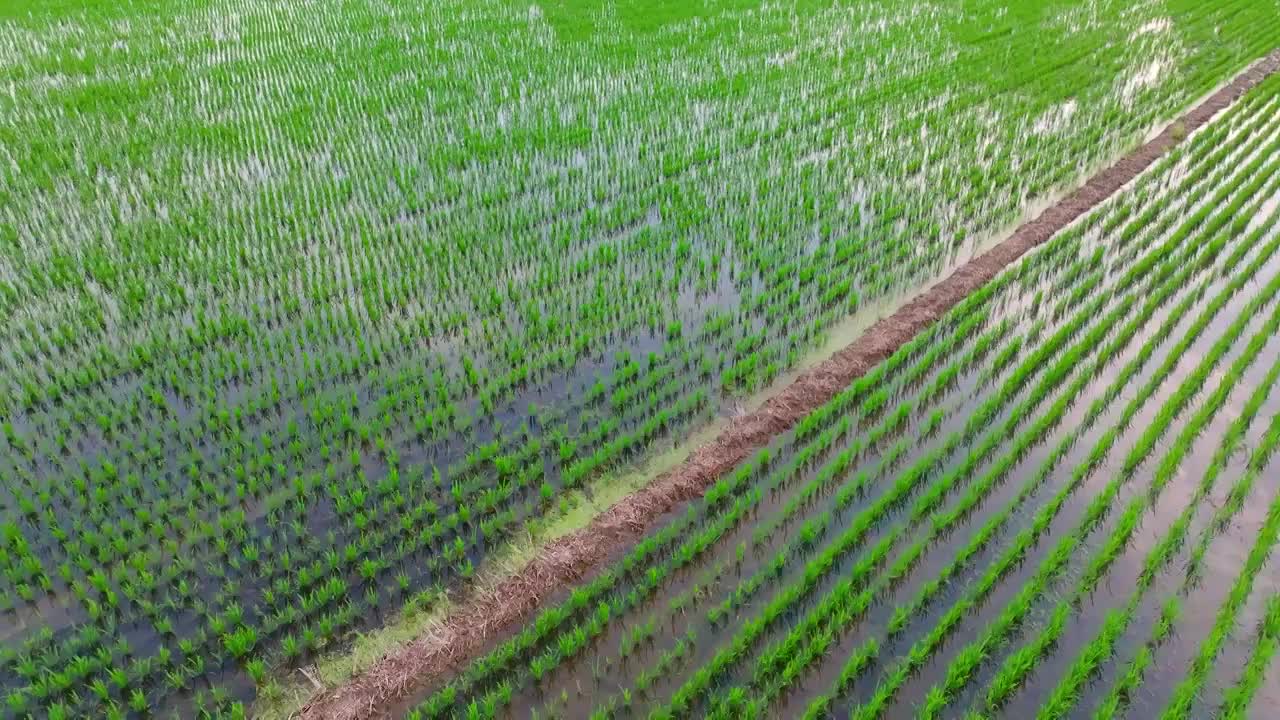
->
xmin=415 ymin=49 xmax=1280 ymax=720
xmin=3 ymin=0 xmax=1280 ymax=718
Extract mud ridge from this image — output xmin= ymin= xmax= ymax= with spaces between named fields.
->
xmin=295 ymin=48 xmax=1280 ymax=720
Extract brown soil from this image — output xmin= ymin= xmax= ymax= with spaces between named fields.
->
xmin=294 ymin=49 xmax=1280 ymax=720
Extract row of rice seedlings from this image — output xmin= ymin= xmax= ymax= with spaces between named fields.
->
xmin=883 ymin=199 xmax=1269 ymax=653
xmin=1106 ymin=358 xmax=1280 ymax=717
xmin=1094 ymin=315 xmax=1280 ymax=719
xmin=749 ymin=321 xmax=1015 ymax=548
xmin=988 ymin=272 xmax=1280 ymax=720
xmin=971 ymin=159 xmax=1280 ymax=717
xmin=660 ymin=346 xmax=1094 ymax=716
xmin=884 ymin=222 xmax=1280 ymax=719
xmin=1160 ymin=419 xmax=1280 ymax=720
xmin=1046 ymin=372 xmax=1280 ymax=719
xmin=1217 ymin=594 xmax=1280 ymax=720
xmin=792 ymin=167 xmax=1277 ymax=719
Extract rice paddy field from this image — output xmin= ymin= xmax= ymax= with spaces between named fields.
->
xmin=420 ymin=64 xmax=1280 ymax=719
xmin=2 ymin=0 xmax=1280 ymax=719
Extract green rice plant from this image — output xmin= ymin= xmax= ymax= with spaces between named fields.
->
xmin=1092 ymin=598 xmax=1180 ymax=720
xmin=1162 ymin=422 xmax=1280 ymax=719
xmin=1217 ymin=594 xmax=1280 ymax=720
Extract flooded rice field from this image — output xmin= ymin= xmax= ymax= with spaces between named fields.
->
xmin=2 ymin=0 xmax=1280 ymax=718
xmin=406 ymin=68 xmax=1280 ymax=720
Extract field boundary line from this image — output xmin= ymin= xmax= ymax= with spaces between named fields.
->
xmin=294 ymin=48 xmax=1280 ymax=720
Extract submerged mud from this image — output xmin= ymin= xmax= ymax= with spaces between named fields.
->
xmin=295 ymin=48 xmax=1280 ymax=720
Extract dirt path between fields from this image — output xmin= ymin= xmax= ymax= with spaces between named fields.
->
xmin=295 ymin=49 xmax=1280 ymax=720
